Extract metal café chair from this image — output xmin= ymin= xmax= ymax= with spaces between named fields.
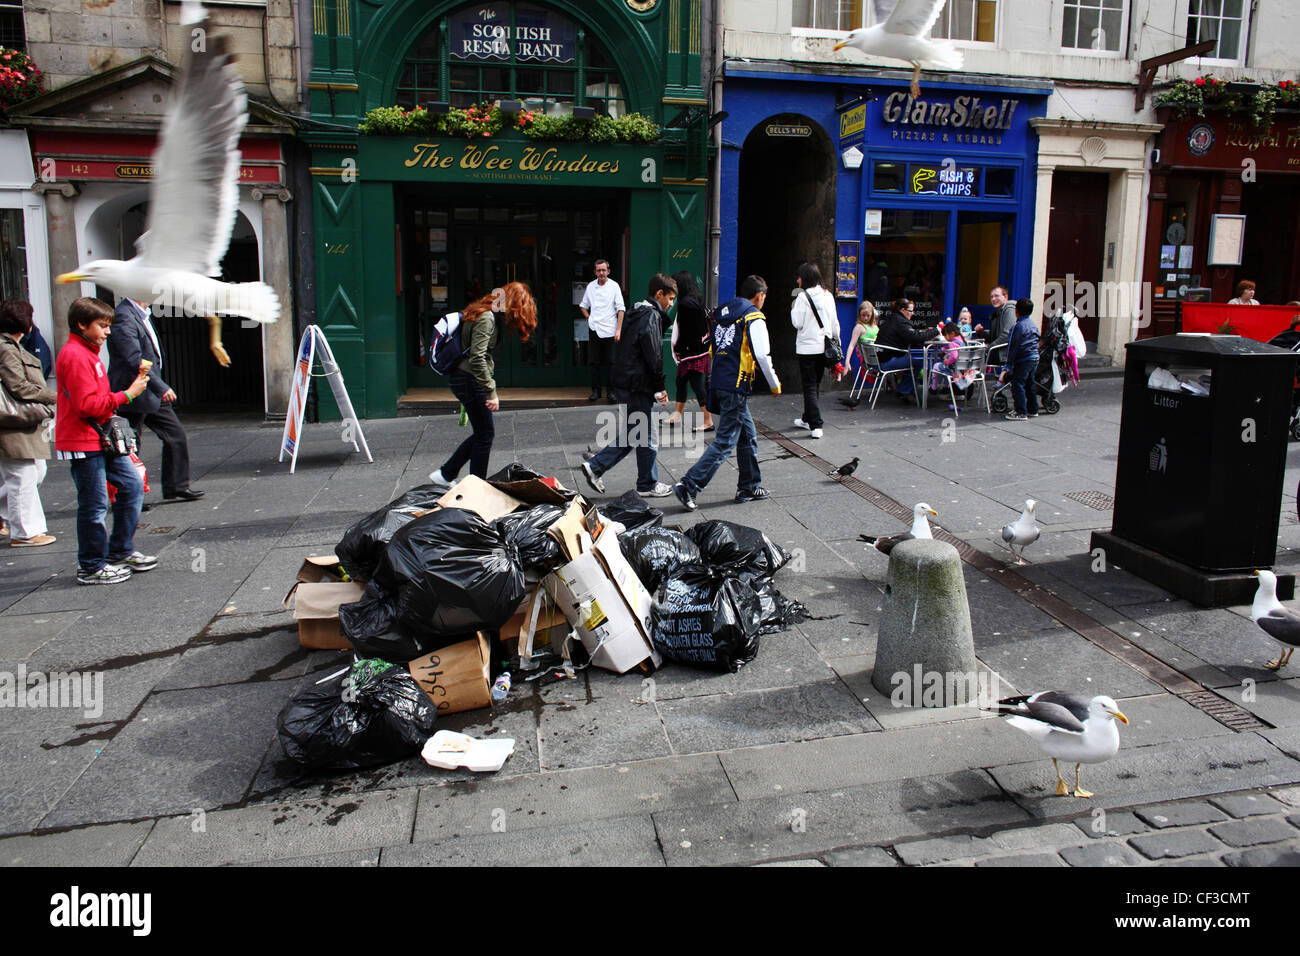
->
xmin=931 ymin=343 xmax=991 ymax=414
xmin=849 ymin=340 xmax=873 ymax=401
xmin=863 ymin=343 xmax=917 ymax=408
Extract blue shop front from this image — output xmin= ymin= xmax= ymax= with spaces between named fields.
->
xmin=718 ymin=65 xmax=1050 ymax=368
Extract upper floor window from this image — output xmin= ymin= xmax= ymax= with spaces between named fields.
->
xmin=1187 ymin=0 xmax=1247 ymax=62
xmin=398 ymin=2 xmax=626 ymax=116
xmin=0 ymin=0 xmax=25 ymax=50
xmin=1062 ymin=0 xmax=1124 ymax=53
xmin=792 ymin=0 xmax=864 ymax=32
xmin=933 ymin=0 xmax=997 ymax=44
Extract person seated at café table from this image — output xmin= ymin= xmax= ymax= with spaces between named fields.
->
xmin=1228 ymin=280 xmax=1259 ymax=305
xmin=874 ymin=298 xmax=943 ymax=406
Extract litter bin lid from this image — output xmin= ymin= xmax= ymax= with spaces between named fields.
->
xmin=1126 ymin=334 xmax=1299 ymax=358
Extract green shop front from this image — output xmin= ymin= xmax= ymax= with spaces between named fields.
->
xmin=306 ymin=0 xmax=709 ymax=418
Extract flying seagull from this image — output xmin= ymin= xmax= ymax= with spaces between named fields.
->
xmin=833 ymin=457 xmax=860 ymax=481
xmin=988 ymin=691 xmax=1129 ymax=798
xmin=1251 ymin=570 xmax=1299 ymax=671
xmin=1001 ymin=499 xmax=1039 ymax=564
xmin=859 ymin=501 xmax=936 ymax=555
xmin=832 ymin=0 xmax=965 ymax=98
xmin=56 ymin=2 xmax=278 ymax=367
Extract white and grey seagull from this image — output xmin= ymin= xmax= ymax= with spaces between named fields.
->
xmin=859 ymin=502 xmax=937 ymax=555
xmin=57 ymin=2 xmax=278 ymax=366
xmin=832 ymin=0 xmax=965 ymax=97
xmin=1251 ymin=569 xmax=1299 ymax=671
xmin=988 ymin=691 xmax=1129 ymax=798
xmin=1001 ymin=498 xmax=1040 ymax=564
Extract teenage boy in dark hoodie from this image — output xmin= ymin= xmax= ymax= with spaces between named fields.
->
xmin=1000 ymin=297 xmax=1040 ymax=421
xmin=581 ymin=273 xmax=676 ymax=498
xmin=674 ymin=275 xmax=782 ymax=510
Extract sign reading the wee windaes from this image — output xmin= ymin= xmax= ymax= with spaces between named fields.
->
xmin=449 ymin=4 xmax=576 ymax=63
xmin=390 ymin=139 xmax=661 ymax=187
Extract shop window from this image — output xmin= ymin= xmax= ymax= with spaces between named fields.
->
xmin=863 ymin=209 xmax=947 ymax=324
xmin=397 ymin=2 xmax=626 ymax=116
xmin=873 ymin=162 xmax=905 ymax=193
xmin=0 ymin=0 xmax=24 ymax=50
xmin=933 ymin=0 xmax=997 ymax=43
xmin=984 ymin=168 xmax=1014 ymax=197
xmin=0 ymin=208 xmax=29 ymax=300
xmin=1186 ymin=0 xmax=1247 ymax=63
xmin=1061 ymin=0 xmax=1124 ymax=53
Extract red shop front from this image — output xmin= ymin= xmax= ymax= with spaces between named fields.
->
xmin=1140 ymin=111 xmax=1300 ymax=338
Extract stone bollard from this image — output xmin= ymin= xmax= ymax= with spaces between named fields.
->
xmin=870 ymin=538 xmax=979 ymax=707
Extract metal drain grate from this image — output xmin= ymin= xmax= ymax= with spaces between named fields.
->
xmin=1178 ymin=691 xmax=1270 ymax=732
xmin=1064 ymin=490 xmax=1115 ymax=510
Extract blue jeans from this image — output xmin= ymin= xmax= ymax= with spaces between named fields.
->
xmin=588 ymin=392 xmax=659 ymax=491
xmin=881 ymin=354 xmax=922 ymax=395
xmin=681 ymin=390 xmax=760 ymax=495
xmin=441 ymin=370 xmax=495 ymax=479
xmin=1009 ymin=362 xmax=1039 ymax=415
xmin=68 ymin=452 xmax=143 ymax=574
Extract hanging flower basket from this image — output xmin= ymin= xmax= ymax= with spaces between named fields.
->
xmin=359 ymin=102 xmax=659 ymax=144
xmin=1156 ymin=75 xmax=1300 ymax=129
xmin=0 ymin=47 xmax=45 ymax=113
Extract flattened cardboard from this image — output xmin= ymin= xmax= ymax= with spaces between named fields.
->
xmin=408 ymin=632 xmax=492 ymax=714
xmin=487 ymin=476 xmax=571 ymax=507
xmin=437 ymin=474 xmax=524 ymax=523
xmin=290 ymin=581 xmax=364 ymax=650
xmin=545 ymin=531 xmax=660 ymax=674
xmin=501 ymin=587 xmax=566 ymax=641
xmin=547 ymin=499 xmax=591 ymax=562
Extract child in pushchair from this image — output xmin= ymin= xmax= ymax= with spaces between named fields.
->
xmin=988 ymin=310 xmax=1077 ymax=415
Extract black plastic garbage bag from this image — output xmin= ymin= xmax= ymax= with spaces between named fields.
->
xmin=487 ymin=463 xmax=543 ymax=483
xmin=494 ymin=504 xmax=565 ymax=573
xmin=651 ymin=565 xmax=762 ymax=672
xmin=598 ymin=490 xmax=663 ymax=532
xmin=277 ymin=659 xmax=438 ymax=771
xmin=618 ymin=526 xmax=701 ymax=592
xmin=336 ymin=484 xmax=444 ymax=582
xmin=338 ymin=581 xmax=430 ymax=663
xmin=686 ymin=520 xmax=790 ymax=582
xmin=751 ymin=579 xmax=813 ymax=636
xmin=375 ymin=508 xmax=526 ymax=640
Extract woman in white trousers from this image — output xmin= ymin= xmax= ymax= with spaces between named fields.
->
xmin=0 ymin=300 xmax=57 ymax=546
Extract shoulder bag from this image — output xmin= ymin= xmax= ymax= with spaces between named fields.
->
xmin=804 ymin=291 xmax=844 ymax=366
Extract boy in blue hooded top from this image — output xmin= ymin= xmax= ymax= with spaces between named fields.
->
xmin=674 ymin=275 xmax=782 ymax=510
xmin=999 ymin=297 xmax=1040 ymax=420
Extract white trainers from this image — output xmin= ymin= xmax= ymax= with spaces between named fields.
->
xmin=78 ymin=564 xmax=132 ymax=585
xmin=793 ymin=418 xmax=809 ymax=429
xmin=810 ymin=428 xmax=824 ymax=438
xmin=638 ymin=483 xmax=673 ymax=498
xmin=429 ymin=468 xmax=447 ymax=484
xmin=581 ymin=460 xmax=605 ymax=495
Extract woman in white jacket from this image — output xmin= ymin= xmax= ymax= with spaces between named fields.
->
xmin=790 ymin=262 xmax=841 ymax=438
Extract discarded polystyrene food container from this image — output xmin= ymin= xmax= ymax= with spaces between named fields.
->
xmin=421 ymin=730 xmax=515 ymax=772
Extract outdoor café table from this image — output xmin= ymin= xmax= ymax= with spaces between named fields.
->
xmin=910 ymin=340 xmax=947 ymax=409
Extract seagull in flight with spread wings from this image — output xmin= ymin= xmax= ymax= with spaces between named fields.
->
xmin=57 ymin=2 xmax=278 ymax=366
xmin=833 ymin=0 xmax=964 ymax=97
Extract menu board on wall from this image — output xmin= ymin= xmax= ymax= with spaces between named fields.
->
xmin=1208 ymin=215 xmax=1245 ymax=266
xmin=836 ymin=241 xmax=860 ymax=299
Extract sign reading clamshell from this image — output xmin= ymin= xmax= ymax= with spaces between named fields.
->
xmin=373 ymin=139 xmax=663 ymax=187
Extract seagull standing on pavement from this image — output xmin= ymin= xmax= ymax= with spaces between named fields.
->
xmin=1251 ymin=570 xmax=1300 ymax=671
xmin=832 ymin=0 xmax=965 ymax=97
xmin=1001 ymin=499 xmax=1040 ymax=564
xmin=55 ymin=2 xmax=279 ymax=367
xmin=988 ymin=692 xmax=1129 ymax=798
xmin=859 ymin=502 xmax=936 ymax=555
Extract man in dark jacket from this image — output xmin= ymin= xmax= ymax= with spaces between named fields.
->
xmin=107 ymin=299 xmax=203 ymax=502
xmin=581 ymin=274 xmax=675 ymax=498
xmin=999 ymin=297 xmax=1040 ymax=420
xmin=875 ymin=298 xmax=940 ymax=402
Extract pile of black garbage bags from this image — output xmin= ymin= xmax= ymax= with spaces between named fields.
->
xmin=277 ymin=465 xmax=808 ymax=771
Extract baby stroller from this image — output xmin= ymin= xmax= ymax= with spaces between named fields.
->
xmin=988 ymin=310 xmax=1077 ymax=415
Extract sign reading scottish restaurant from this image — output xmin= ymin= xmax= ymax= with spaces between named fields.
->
xmin=367 ymin=137 xmax=664 ymax=187
xmin=450 ymin=4 xmax=576 ymax=63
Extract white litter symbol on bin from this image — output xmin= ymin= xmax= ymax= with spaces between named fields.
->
xmin=1148 ymin=438 xmax=1167 ymax=474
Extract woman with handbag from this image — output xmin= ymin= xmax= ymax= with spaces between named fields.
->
xmin=790 ymin=262 xmax=841 ymax=439
xmin=54 ymin=297 xmax=153 ymax=585
xmin=0 ymin=301 xmax=57 ymax=546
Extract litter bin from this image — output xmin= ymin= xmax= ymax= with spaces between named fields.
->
xmin=1094 ymin=334 xmax=1298 ymax=606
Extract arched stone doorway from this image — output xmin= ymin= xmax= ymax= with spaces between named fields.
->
xmin=736 ymin=114 xmax=836 ymax=384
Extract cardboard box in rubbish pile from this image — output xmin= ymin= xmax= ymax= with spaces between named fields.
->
xmin=294 ymin=554 xmax=346 ymax=584
xmin=409 ymin=632 xmax=492 ymax=714
xmin=437 ymin=472 xmax=572 ymax=523
xmin=501 ymin=587 xmax=568 ymax=645
xmin=289 ymin=581 xmax=364 ymax=650
xmin=543 ymin=499 xmax=661 ymax=674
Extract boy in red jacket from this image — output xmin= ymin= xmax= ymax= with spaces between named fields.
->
xmin=55 ymin=297 xmax=156 ymax=584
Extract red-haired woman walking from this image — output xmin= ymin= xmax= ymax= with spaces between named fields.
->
xmin=430 ymin=282 xmax=538 ymax=482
